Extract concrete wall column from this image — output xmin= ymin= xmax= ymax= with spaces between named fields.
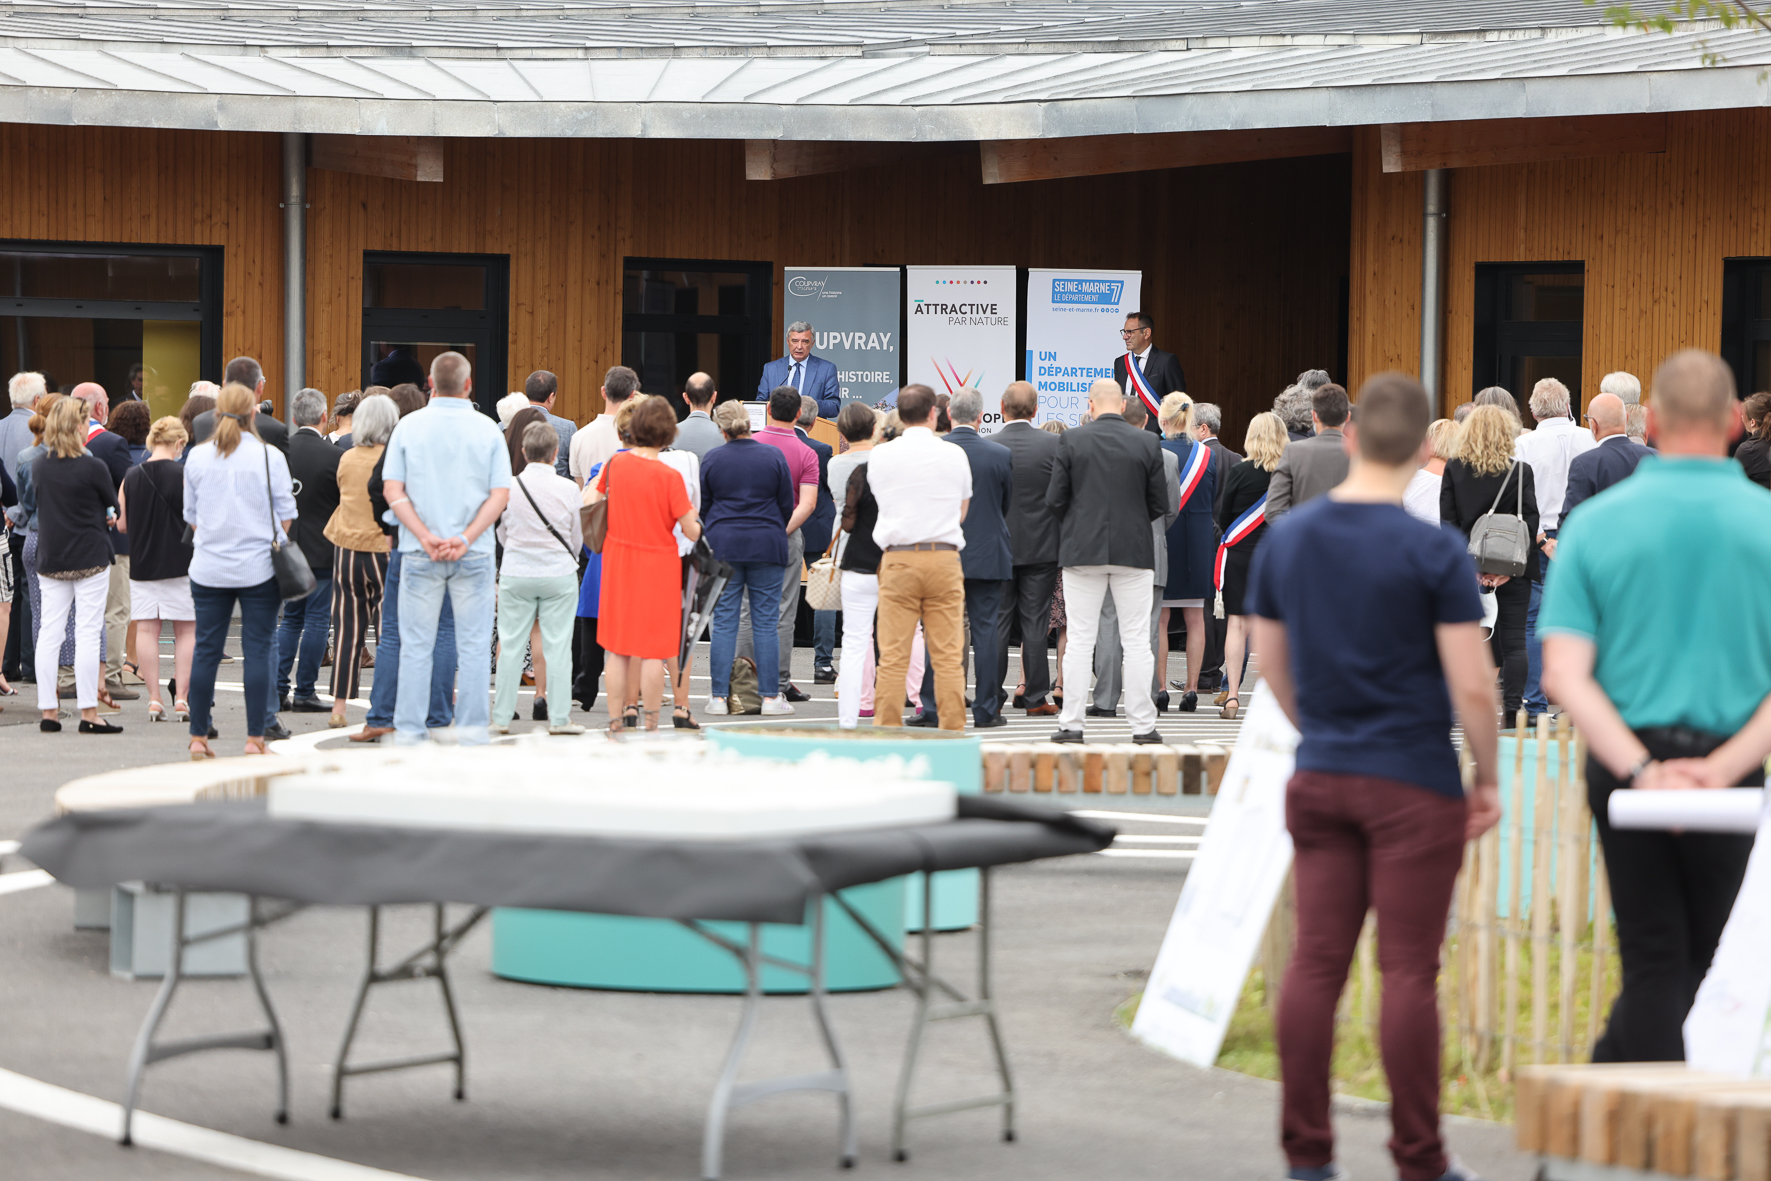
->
xmin=1419 ymin=168 xmax=1447 ymax=408
xmin=281 ymin=133 xmax=307 ymax=409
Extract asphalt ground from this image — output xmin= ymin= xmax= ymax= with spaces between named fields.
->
xmin=0 ymin=631 xmax=1535 ymax=1181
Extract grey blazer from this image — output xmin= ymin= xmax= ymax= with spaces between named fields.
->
xmin=674 ymin=410 xmax=725 ymax=460
xmin=1266 ymin=428 xmax=1348 ymax=518
xmin=1152 ymin=447 xmax=1180 ymax=585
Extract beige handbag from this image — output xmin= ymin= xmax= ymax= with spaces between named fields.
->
xmin=803 ymin=528 xmax=843 ymax=612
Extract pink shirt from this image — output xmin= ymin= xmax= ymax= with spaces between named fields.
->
xmin=757 ymin=424 xmax=820 ymax=489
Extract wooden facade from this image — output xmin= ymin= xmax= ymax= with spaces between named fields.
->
xmin=1349 ymin=109 xmax=1771 ymax=412
xmin=2 ymin=124 xmax=1348 ymax=438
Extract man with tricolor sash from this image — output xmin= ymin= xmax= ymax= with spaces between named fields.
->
xmin=1111 ymin=312 xmax=1186 ymax=437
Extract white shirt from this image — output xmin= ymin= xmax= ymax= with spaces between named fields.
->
xmin=1513 ymin=415 xmax=1597 ymax=531
xmin=497 ymin=462 xmax=584 ymax=579
xmin=1123 ymin=346 xmax=1152 ymax=400
xmin=568 ymin=414 xmax=619 ymax=484
xmin=183 ymin=434 xmax=297 ymax=589
xmin=1403 ymin=468 xmax=1443 ymax=526
xmin=866 ymin=426 xmax=971 ymax=549
xmin=659 ymin=448 xmax=702 ymax=556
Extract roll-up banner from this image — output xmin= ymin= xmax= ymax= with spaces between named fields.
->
xmin=783 ymin=266 xmax=902 ymax=410
xmin=1025 ymin=268 xmax=1143 ymax=426
xmin=905 ymin=265 xmax=1018 ymax=434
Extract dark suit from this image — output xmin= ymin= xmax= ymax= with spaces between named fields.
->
xmin=277 ymin=426 xmax=341 ymax=704
xmin=1562 ymin=434 xmax=1653 ymax=520
xmin=84 ymin=428 xmax=132 ymax=557
xmin=192 ymin=408 xmax=291 ymax=455
xmin=920 ymin=426 xmax=1013 ymax=726
xmin=1047 ymin=414 xmax=1168 ymax=570
xmin=991 ymin=419 xmax=1062 ymax=706
xmin=794 ymin=427 xmax=836 ymax=558
xmin=1111 ymin=347 xmax=1187 ymax=436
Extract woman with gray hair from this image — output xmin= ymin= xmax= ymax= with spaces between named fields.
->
xmin=321 ymin=392 xmax=396 ymax=728
xmin=1273 ymin=384 xmax=1315 ymax=441
xmin=493 ymin=420 xmax=584 ymax=734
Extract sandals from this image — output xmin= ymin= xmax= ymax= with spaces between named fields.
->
xmin=174 ymin=699 xmax=190 ymax=723
xmin=606 ymin=715 xmax=625 ymax=740
xmin=622 ymin=705 xmax=640 ymax=729
xmin=189 ymin=738 xmax=216 ymax=761
xmin=672 ymin=706 xmax=700 ymax=731
xmin=243 ymin=737 xmax=270 ymax=756
xmin=1221 ymin=696 xmax=1240 ymax=720
xmin=642 ymin=710 xmax=661 ymax=732
xmin=146 ymin=700 xmax=167 ymax=722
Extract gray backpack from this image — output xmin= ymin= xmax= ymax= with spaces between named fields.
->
xmin=1467 ymin=460 xmax=1531 ymax=577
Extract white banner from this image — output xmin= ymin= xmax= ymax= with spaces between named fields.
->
xmin=1025 ymin=268 xmax=1142 ymax=427
xmin=905 ymin=265 xmax=1017 ymax=434
xmin=1684 ymin=798 xmax=1771 ymax=1076
xmin=1130 ymin=684 xmax=1297 ymax=1068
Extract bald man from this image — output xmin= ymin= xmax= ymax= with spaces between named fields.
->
xmin=1559 ymin=392 xmax=1653 ymax=526
xmin=1543 ymin=349 xmax=1771 ymax=1063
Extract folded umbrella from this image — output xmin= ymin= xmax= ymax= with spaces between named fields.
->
xmin=680 ymin=537 xmax=733 ymax=668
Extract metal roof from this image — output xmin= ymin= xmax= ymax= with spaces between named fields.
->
xmin=0 ymin=0 xmax=1766 ymax=140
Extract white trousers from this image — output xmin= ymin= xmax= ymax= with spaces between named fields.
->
xmin=36 ymin=569 xmax=108 ymax=711
xmin=837 ymin=572 xmax=879 ymax=729
xmin=1058 ymin=565 xmax=1156 ymax=734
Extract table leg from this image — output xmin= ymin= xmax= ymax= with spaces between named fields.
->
xmin=120 ymin=892 xmax=290 ymax=1146
xmin=331 ymin=903 xmax=485 ymax=1120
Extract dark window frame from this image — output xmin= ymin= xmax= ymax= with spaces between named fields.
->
xmin=621 ymin=257 xmax=774 ymax=417
xmin=1719 ymin=257 xmax=1771 ymax=396
xmin=0 ymin=237 xmax=224 ymax=383
xmin=361 ymin=250 xmax=509 ymax=417
xmin=1472 ymin=261 xmax=1585 ymax=412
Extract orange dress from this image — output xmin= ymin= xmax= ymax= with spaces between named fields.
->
xmin=595 ymin=452 xmax=690 ymax=659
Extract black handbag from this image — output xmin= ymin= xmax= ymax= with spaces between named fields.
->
xmin=265 ymin=441 xmax=316 ymax=602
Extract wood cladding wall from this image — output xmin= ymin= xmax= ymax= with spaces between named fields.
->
xmin=0 ymin=123 xmax=284 ymax=400
xmin=1350 ymin=110 xmax=1771 ymax=412
xmin=2 ymin=126 xmax=1349 ymax=438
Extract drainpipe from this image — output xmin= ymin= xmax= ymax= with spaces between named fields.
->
xmin=281 ymin=133 xmax=308 ymax=411
xmin=1419 ymin=168 xmax=1448 ymax=408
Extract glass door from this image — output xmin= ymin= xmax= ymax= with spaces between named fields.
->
xmin=621 ymin=259 xmax=773 ymax=418
xmin=361 ymin=252 xmax=508 ymax=417
xmin=1721 ymin=259 xmax=1771 ymax=395
xmin=1473 ymin=262 xmax=1585 ymax=420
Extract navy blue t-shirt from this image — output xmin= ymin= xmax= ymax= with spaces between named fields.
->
xmin=1245 ymin=497 xmax=1483 ymax=798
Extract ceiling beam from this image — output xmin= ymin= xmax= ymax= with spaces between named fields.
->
xmin=745 ymin=138 xmax=946 ymax=180
xmin=1379 ymin=114 xmax=1668 ymax=173
xmin=979 ymin=126 xmax=1353 ymax=185
xmin=310 ymin=134 xmax=444 ymax=183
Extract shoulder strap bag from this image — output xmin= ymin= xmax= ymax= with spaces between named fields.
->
xmin=579 ymin=455 xmax=612 ymax=553
xmin=516 ymin=469 xmax=579 ymax=561
xmin=804 ymin=524 xmax=844 ymax=611
xmin=1467 ymin=459 xmax=1531 ymax=578
xmin=266 ymin=440 xmax=317 ymax=601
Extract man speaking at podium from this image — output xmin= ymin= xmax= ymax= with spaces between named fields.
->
xmin=757 ymin=321 xmax=840 ymax=419
xmin=1112 ymin=312 xmax=1186 ymax=437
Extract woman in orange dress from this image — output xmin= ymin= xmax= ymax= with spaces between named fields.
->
xmin=582 ymin=395 xmax=702 ymax=734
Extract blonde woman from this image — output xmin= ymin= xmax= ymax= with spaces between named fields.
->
xmin=183 ymin=381 xmax=297 ymax=758
xmin=29 ymin=398 xmax=122 ymax=733
xmin=1213 ymin=411 xmax=1287 ymax=719
xmin=118 ymin=416 xmax=195 ymax=721
xmin=1403 ymin=419 xmax=1457 ymax=525
xmin=1441 ymin=403 xmax=1540 ymax=720
xmin=1156 ymin=391 xmax=1215 ymax=711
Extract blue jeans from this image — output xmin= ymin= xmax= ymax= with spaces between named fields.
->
xmin=395 ymin=550 xmax=494 ymax=745
xmin=710 ymin=561 xmax=786 ymax=699
xmin=367 ymin=549 xmax=456 ymax=730
xmin=189 ymin=577 xmax=280 ymax=739
xmin=813 ymin=609 xmax=837 ymax=670
xmin=1523 ymin=531 xmax=1555 ymax=716
xmin=275 ymin=574 xmax=332 ymax=701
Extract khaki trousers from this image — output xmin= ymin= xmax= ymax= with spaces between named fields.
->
xmin=103 ymin=555 xmax=130 ymax=687
xmin=873 ymin=549 xmax=965 ymax=730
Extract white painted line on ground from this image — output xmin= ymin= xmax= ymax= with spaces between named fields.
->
xmin=0 ymin=869 xmax=52 ymax=895
xmin=1112 ymin=835 xmax=1201 ymax=845
xmin=1071 ymin=810 xmax=1208 ymax=826
xmin=1094 ymin=848 xmax=1196 ymax=860
xmin=0 ymin=1067 xmax=429 ymax=1181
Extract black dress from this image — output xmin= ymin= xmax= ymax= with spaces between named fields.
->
xmin=1440 ymin=458 xmax=1540 ymax=718
xmin=1213 ymin=460 xmax=1272 ymax=617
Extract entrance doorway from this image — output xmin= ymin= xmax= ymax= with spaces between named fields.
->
xmin=1473 ymin=262 xmax=1585 ymax=419
xmin=0 ymin=241 xmax=222 ymax=421
xmin=361 ymin=252 xmax=508 ymax=417
xmin=621 ymin=259 xmax=773 ymax=417
xmin=1721 ymin=258 xmax=1771 ymax=396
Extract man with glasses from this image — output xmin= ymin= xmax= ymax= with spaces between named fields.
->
xmin=1111 ymin=312 xmax=1186 ymax=437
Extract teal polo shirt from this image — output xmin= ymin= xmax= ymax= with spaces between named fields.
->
xmin=1540 ymin=455 xmax=1771 ymax=734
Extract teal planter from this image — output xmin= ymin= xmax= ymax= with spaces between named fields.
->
xmin=1495 ymin=735 xmax=1601 ymax=920
xmin=491 ymin=877 xmax=905 ymax=994
xmin=706 ymin=723 xmax=981 ymax=931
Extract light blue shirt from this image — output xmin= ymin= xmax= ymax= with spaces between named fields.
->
xmin=381 ymin=396 xmax=512 ymax=556
xmin=183 ymin=434 xmax=297 ymax=589
xmin=0 ymin=405 xmax=35 ymax=485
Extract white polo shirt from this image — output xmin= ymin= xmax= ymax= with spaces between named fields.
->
xmin=866 ymin=426 xmax=972 ymax=550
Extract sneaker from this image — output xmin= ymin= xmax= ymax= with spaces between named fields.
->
xmin=813 ymin=666 xmax=836 ymax=684
xmin=704 ymin=697 xmax=730 ymax=716
xmin=783 ymin=684 xmax=811 ymax=703
xmin=548 ymin=723 xmax=587 ymax=736
xmin=760 ymin=697 xmax=794 ymax=716
xmin=1286 ymin=1166 xmax=1348 ymax=1181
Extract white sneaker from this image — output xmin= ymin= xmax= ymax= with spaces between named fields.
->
xmin=760 ymin=697 xmax=794 ymax=716
xmin=705 ymin=697 xmax=730 ymax=716
xmin=548 ymin=723 xmax=586 ymax=736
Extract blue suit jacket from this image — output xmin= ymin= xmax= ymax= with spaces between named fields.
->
xmin=1561 ymin=435 xmax=1654 ymax=522
xmin=795 ymin=427 xmax=836 ymax=558
xmin=946 ymin=426 xmax=1014 ymax=581
xmin=757 ymin=354 xmax=841 ymax=419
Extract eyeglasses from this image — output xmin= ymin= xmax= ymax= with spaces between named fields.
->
xmin=1119 ymin=328 xmax=1147 ymax=337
